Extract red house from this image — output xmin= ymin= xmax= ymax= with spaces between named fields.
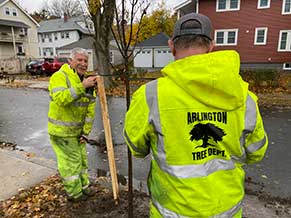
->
xmin=174 ymin=0 xmax=291 ymax=71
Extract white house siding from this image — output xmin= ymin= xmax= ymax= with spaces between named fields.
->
xmin=39 ymin=30 xmax=80 ymax=58
xmin=0 ymin=1 xmax=39 ymax=58
xmin=134 ymin=48 xmax=153 ymax=68
xmin=111 ymin=49 xmax=123 ymax=65
xmin=0 ymin=43 xmax=14 ymax=58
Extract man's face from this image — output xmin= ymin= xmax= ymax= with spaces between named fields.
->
xmin=69 ymin=53 xmax=88 ymax=75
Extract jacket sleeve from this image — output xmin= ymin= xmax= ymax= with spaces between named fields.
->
xmin=49 ymin=71 xmax=86 ymax=106
xmin=82 ymin=91 xmax=96 ymax=135
xmin=123 ymin=85 xmax=151 ymax=158
xmin=244 ymin=92 xmax=268 ymax=164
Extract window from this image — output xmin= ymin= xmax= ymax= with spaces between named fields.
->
xmin=215 ymin=29 xmax=238 ymax=46
xmin=17 ymin=45 xmax=23 ymax=53
xmin=43 ymin=47 xmax=54 ymax=56
xmin=278 ymin=30 xmax=291 ymax=51
xmin=158 ymin=50 xmax=161 ymax=53
xmin=11 ymin=8 xmax=17 ymax=16
xmin=283 ymin=63 xmax=291 ymax=70
xmin=216 ymin=0 xmax=240 ymax=11
xmin=54 ymin=33 xmax=58 ymax=40
xmin=61 ymin=32 xmax=65 ymax=39
xmin=19 ymin=28 xmax=27 ymax=36
xmin=258 ymin=0 xmax=270 ymax=9
xmin=254 ymin=27 xmax=268 ymax=45
xmin=282 ymin=0 xmax=291 ymax=14
xmin=65 ymin=32 xmax=70 ymax=38
xmin=4 ymin=7 xmax=10 ymax=15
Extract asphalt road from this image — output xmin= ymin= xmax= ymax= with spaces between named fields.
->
xmin=0 ymin=87 xmax=290 ymax=199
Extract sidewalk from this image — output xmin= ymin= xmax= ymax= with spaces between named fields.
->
xmin=0 ymin=79 xmax=49 ymax=90
xmin=0 ymin=149 xmax=56 ymax=201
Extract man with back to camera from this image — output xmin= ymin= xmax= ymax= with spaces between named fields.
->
xmin=48 ymin=47 xmax=97 ymax=202
xmin=123 ymin=13 xmax=268 ymax=217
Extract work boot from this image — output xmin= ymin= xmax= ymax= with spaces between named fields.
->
xmin=67 ymin=194 xmax=88 ymax=202
xmin=83 ymin=186 xmax=95 ymax=197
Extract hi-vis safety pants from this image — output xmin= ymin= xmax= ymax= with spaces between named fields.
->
xmin=50 ymin=135 xmax=90 ymax=199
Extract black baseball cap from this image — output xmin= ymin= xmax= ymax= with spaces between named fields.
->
xmin=172 ymin=13 xmax=213 ymax=41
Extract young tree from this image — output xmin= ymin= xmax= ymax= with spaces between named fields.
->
xmin=110 ymin=1 xmax=150 ymax=217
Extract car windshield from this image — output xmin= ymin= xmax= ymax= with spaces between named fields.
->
xmin=28 ymin=61 xmax=38 ymax=65
xmin=57 ymin=58 xmax=68 ymax=63
xmin=45 ymin=58 xmax=54 ymax=63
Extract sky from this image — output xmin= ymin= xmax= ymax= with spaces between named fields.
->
xmin=16 ymin=0 xmax=180 ymax=13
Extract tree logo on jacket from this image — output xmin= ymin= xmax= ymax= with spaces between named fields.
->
xmin=189 ymin=123 xmax=226 ymax=148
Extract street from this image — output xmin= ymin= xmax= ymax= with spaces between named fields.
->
xmin=0 ymin=87 xmax=290 ymax=199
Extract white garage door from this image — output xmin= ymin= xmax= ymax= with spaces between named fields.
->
xmin=134 ymin=49 xmax=152 ymax=68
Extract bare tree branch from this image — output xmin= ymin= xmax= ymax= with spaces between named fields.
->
xmin=45 ymin=0 xmax=83 ymax=17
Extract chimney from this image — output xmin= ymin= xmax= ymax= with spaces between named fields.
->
xmin=64 ymin=13 xmax=68 ymax=22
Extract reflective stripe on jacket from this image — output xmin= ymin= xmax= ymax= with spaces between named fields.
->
xmin=124 ymin=50 xmax=268 ymax=217
xmin=48 ymin=64 xmax=96 ymax=137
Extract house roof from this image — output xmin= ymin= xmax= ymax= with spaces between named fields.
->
xmin=38 ymin=16 xmax=93 ymax=35
xmin=57 ymin=37 xmax=118 ymax=51
xmin=0 ymin=0 xmax=39 ymax=26
xmin=136 ymin=32 xmax=170 ymax=47
xmin=0 ymin=19 xmax=30 ymax=28
xmin=173 ymin=0 xmax=193 ymax=10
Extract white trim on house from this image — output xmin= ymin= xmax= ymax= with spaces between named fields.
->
xmin=215 ymin=29 xmax=239 ymax=46
xmin=278 ymin=30 xmax=291 ymax=52
xmin=257 ymin=0 xmax=271 ymax=9
xmin=3 ymin=6 xmax=9 ymax=15
xmin=173 ymin=0 xmax=193 ymax=11
xmin=216 ymin=0 xmax=241 ymax=12
xmin=283 ymin=63 xmax=291 ymax=70
xmin=11 ymin=7 xmax=17 ymax=16
xmin=196 ymin=0 xmax=199 ymax=13
xmin=282 ymin=0 xmax=291 ymax=14
xmin=0 ymin=0 xmax=9 ymax=7
xmin=254 ymin=27 xmax=268 ymax=45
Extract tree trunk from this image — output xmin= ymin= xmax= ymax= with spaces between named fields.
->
xmin=94 ymin=48 xmax=111 ymax=87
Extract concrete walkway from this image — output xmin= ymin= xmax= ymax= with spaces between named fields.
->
xmin=0 ymin=149 xmax=56 ymax=201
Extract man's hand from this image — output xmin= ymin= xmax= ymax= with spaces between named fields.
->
xmin=82 ymin=76 xmax=97 ymax=88
xmin=80 ymin=135 xmax=89 ymax=144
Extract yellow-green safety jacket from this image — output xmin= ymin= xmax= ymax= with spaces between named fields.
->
xmin=48 ymin=64 xmax=96 ymax=137
xmin=124 ymin=50 xmax=268 ymax=217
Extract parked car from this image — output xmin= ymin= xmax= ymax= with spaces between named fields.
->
xmin=42 ymin=57 xmax=69 ymax=76
xmin=26 ymin=59 xmax=44 ymax=75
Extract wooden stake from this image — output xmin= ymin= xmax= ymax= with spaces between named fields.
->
xmin=96 ymin=76 xmax=119 ymax=204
